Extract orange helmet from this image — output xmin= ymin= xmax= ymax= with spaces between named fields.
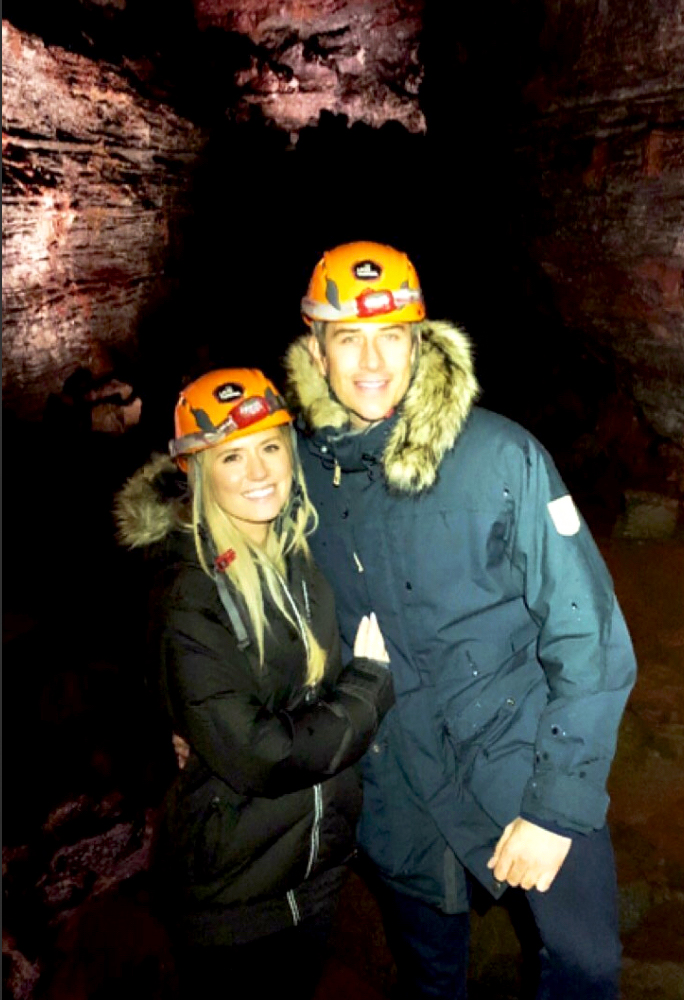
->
xmin=301 ymin=241 xmax=425 ymax=325
xmin=169 ymin=368 xmax=292 ymax=465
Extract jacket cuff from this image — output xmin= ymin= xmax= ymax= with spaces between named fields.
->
xmin=520 ymin=773 xmax=609 ymax=835
xmin=338 ymin=657 xmax=395 ymax=721
xmin=519 ymin=813 xmax=584 ymax=839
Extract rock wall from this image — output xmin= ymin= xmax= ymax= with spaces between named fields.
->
xmin=515 ymin=0 xmax=684 ymax=449
xmin=191 ymin=0 xmax=425 ymax=135
xmin=2 ymin=20 xmax=208 ymax=420
xmin=416 ymin=2 xmax=684 ymax=497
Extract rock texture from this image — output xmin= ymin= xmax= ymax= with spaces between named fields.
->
xmin=192 ymin=0 xmax=426 ymax=135
xmin=414 ymin=3 xmax=684 ymax=502
xmin=514 ymin=0 xmax=684 ymax=450
xmin=2 ymin=19 xmax=208 ymax=419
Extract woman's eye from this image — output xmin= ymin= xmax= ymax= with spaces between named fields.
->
xmin=264 ymin=443 xmax=281 ymax=453
xmin=222 ymin=452 xmax=239 ymax=463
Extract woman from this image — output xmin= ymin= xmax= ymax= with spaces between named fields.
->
xmin=115 ymin=369 xmax=394 ymax=997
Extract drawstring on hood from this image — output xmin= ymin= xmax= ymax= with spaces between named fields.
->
xmin=284 ymin=320 xmax=480 ymax=495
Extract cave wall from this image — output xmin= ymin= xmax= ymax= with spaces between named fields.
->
xmin=2 ymin=0 xmax=683 ymax=492
xmin=513 ymin=0 xmax=684 ymax=451
xmin=2 ymin=19 xmax=208 ymax=420
xmin=191 ymin=0 xmax=426 ymax=134
xmin=417 ymin=2 xmax=684 ymax=494
xmin=2 ymin=1 xmax=426 ymax=424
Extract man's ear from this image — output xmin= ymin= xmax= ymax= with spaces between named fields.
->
xmin=307 ymin=333 xmax=328 ymax=376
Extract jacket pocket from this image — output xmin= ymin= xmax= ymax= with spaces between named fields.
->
xmin=444 ymin=693 xmax=518 ymax=752
xmin=164 ymin=771 xmax=245 ymax=887
xmin=443 ymin=671 xmax=547 ymax=828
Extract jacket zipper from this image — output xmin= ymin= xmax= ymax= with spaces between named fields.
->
xmin=276 ymin=571 xmax=310 ymax=658
xmin=286 ymin=889 xmax=301 ymax=925
xmin=276 ymin=573 xmax=323 ymax=916
xmin=305 ymin=783 xmax=323 ymax=878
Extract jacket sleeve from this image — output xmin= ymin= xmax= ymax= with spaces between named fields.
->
xmin=159 ymin=577 xmax=395 ymax=799
xmin=510 ymin=437 xmax=637 ymax=834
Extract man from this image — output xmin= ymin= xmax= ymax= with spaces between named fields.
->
xmin=284 ymin=240 xmax=637 ymax=999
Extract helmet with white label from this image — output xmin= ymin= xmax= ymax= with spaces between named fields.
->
xmin=301 ymin=241 xmax=425 ymax=324
xmin=170 ymin=368 xmax=291 ymax=464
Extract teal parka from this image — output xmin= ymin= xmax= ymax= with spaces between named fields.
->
xmin=285 ymin=320 xmax=637 ymax=911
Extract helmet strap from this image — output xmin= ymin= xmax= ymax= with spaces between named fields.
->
xmin=195 ymin=471 xmax=251 ymax=651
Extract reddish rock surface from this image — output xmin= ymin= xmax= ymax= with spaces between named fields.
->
xmin=2 ymin=20 xmax=207 ymax=420
xmin=191 ymin=0 xmax=425 ymax=133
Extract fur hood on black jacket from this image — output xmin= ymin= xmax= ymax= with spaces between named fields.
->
xmin=114 ymin=452 xmax=189 ymax=552
xmin=284 ymin=320 xmax=480 ymax=495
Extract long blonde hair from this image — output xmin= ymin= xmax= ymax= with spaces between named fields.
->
xmin=188 ymin=427 xmax=326 ymax=687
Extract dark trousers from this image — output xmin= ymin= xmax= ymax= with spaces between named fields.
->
xmin=370 ymin=825 xmax=621 ymax=1000
xmin=174 ymin=912 xmax=333 ymax=999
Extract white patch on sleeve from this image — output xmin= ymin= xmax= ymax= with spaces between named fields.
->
xmin=547 ymin=495 xmax=581 ymax=536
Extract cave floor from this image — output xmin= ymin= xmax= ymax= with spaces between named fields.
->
xmin=3 ymin=536 xmax=683 ymax=1000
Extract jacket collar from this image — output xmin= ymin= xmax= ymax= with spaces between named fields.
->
xmin=285 ymin=321 xmax=480 ymax=494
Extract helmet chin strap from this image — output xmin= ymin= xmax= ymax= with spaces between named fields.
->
xmin=194 ymin=469 xmax=251 ymax=651
xmin=274 ymin=426 xmax=307 ymax=538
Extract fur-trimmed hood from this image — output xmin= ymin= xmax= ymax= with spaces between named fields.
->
xmin=114 ymin=452 xmax=189 ymax=549
xmin=284 ymin=320 xmax=480 ymax=494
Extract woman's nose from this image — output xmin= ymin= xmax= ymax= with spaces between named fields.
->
xmin=247 ymin=453 xmax=268 ymax=479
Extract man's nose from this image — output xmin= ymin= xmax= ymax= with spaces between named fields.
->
xmin=360 ymin=337 xmax=382 ymax=370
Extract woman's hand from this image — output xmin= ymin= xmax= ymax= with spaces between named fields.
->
xmin=354 ymin=612 xmax=389 ymax=663
xmin=172 ymin=733 xmax=191 ymax=770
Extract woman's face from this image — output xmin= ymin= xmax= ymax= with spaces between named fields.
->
xmin=208 ymin=426 xmax=293 ymax=544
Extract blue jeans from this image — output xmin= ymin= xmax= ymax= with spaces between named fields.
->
xmin=366 ymin=825 xmax=621 ymax=1000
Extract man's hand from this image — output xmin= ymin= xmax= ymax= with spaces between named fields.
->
xmin=172 ymin=733 xmax=191 ymax=770
xmin=487 ymin=817 xmax=572 ymax=893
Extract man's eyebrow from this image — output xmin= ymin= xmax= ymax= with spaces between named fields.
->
xmin=329 ymin=324 xmax=405 ymax=337
xmin=329 ymin=326 xmax=362 ymax=338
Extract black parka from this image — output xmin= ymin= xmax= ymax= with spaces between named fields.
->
xmin=285 ymin=321 xmax=637 ymax=912
xmin=115 ymin=456 xmax=395 ymax=945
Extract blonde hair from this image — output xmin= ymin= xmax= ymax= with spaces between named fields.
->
xmin=188 ymin=428 xmax=326 ymax=687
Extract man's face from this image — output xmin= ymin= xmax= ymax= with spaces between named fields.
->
xmin=309 ymin=322 xmax=416 ymax=429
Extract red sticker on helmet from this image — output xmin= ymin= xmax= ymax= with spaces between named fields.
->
xmin=354 ymin=260 xmax=383 ymax=280
xmin=214 ymin=382 xmax=244 ymax=404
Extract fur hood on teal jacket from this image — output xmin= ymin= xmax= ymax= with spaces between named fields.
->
xmin=283 ymin=320 xmax=637 ymax=908
xmin=285 ymin=320 xmax=480 ymax=494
